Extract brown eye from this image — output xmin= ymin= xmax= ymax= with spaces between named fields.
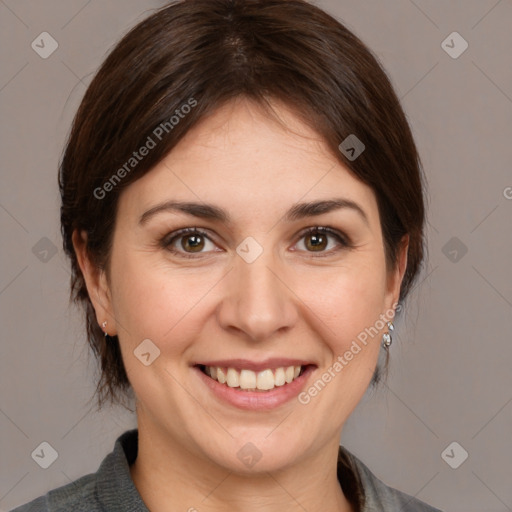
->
xmin=304 ymin=231 xmax=328 ymax=251
xmin=294 ymin=226 xmax=350 ymax=256
xmin=163 ymin=228 xmax=218 ymax=258
xmin=180 ymin=233 xmax=205 ymax=252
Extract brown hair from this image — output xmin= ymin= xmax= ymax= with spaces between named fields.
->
xmin=60 ymin=0 xmax=427 ymax=426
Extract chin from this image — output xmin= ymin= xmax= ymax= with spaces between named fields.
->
xmin=202 ymin=433 xmax=308 ymax=475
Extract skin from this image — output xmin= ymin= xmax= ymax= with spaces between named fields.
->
xmin=73 ymin=96 xmax=408 ymax=512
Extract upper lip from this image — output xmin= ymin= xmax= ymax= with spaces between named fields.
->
xmin=193 ymin=358 xmax=316 ymax=372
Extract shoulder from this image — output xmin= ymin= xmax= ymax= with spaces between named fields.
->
xmin=340 ymin=446 xmax=444 ymax=512
xmin=9 ymin=473 xmax=99 ymax=512
xmin=9 ymin=429 xmax=144 ymax=512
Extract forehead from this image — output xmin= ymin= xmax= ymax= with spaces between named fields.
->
xmin=118 ymin=98 xmax=379 ymax=228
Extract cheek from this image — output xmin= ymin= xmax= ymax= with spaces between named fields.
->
xmin=309 ymin=259 xmax=389 ymax=347
xmin=293 ymin=261 xmax=388 ymax=427
xmin=109 ymin=251 xmax=216 ymax=350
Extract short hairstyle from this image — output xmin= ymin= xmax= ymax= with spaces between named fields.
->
xmin=59 ymin=0 xmax=427 ymax=410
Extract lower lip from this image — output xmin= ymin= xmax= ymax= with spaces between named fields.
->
xmin=193 ymin=365 xmax=316 ymax=411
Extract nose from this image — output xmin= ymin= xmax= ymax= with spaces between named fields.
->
xmin=216 ymin=248 xmax=299 ymax=342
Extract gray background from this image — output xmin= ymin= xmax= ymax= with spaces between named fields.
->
xmin=1 ymin=1 xmax=511 ymax=510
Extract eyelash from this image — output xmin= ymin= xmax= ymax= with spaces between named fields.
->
xmin=161 ymin=226 xmax=352 ymax=259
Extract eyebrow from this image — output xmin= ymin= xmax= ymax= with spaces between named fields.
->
xmin=138 ymin=198 xmax=370 ymax=227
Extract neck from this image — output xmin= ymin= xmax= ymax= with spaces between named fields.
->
xmin=129 ymin=420 xmax=355 ymax=512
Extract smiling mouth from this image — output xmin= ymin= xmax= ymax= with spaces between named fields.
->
xmin=196 ymin=364 xmax=312 ymax=392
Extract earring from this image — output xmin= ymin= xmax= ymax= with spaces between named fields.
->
xmin=101 ymin=320 xmax=108 ymax=337
xmin=382 ymin=321 xmax=394 ymax=348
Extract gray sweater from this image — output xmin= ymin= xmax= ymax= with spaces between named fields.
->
xmin=10 ymin=429 xmax=443 ymax=511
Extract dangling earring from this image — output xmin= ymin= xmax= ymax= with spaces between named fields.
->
xmin=382 ymin=321 xmax=394 ymax=348
xmin=101 ymin=320 xmax=108 ymax=337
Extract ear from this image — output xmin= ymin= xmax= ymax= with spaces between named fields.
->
xmin=385 ymin=234 xmax=409 ymax=312
xmin=72 ymin=229 xmax=117 ymax=336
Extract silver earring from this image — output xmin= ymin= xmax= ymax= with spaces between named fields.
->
xmin=102 ymin=321 xmax=108 ymax=337
xmin=382 ymin=321 xmax=394 ymax=348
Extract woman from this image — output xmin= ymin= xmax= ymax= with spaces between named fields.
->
xmin=11 ymin=0 xmax=442 ymax=510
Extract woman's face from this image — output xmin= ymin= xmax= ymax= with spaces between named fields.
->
xmin=81 ymin=97 xmax=406 ymax=472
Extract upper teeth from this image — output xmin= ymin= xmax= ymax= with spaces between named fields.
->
xmin=205 ymin=365 xmax=302 ymax=391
